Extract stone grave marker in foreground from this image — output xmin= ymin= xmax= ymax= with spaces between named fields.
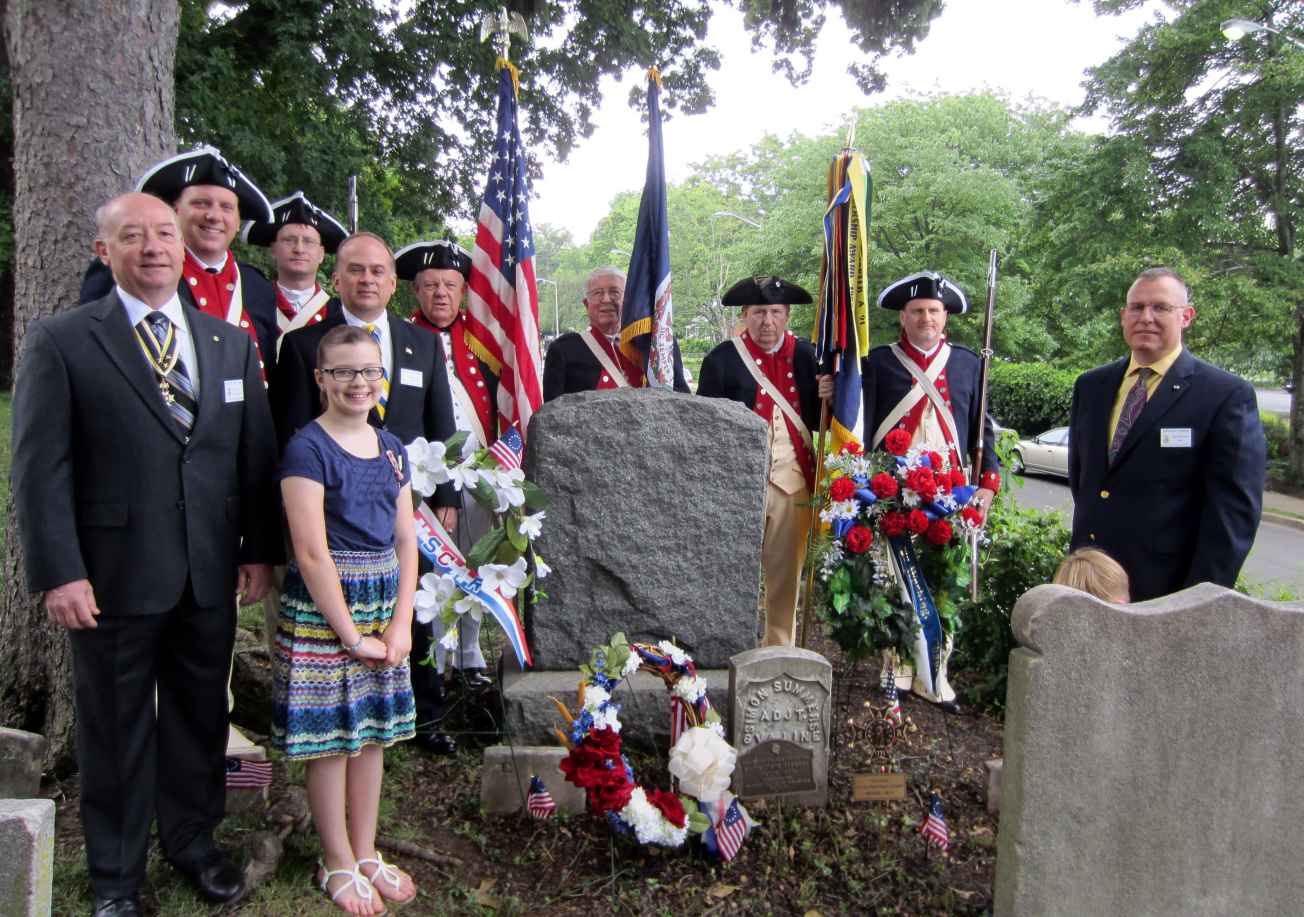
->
xmin=729 ymin=646 xmax=832 ymax=806
xmin=995 ymin=584 xmax=1304 ymax=916
xmin=0 ymin=798 xmax=54 ymax=916
xmin=498 ymin=387 xmax=769 ymax=744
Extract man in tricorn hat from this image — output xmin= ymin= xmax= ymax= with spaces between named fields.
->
xmin=396 ymin=239 xmax=497 ymax=690
xmin=542 ymin=266 xmax=691 ymax=399
xmin=865 ymin=271 xmax=1001 ymax=707
xmin=241 ymin=191 xmax=347 ymax=351
xmin=697 ymin=276 xmax=832 ymax=647
xmin=81 ymin=145 xmax=281 ymax=380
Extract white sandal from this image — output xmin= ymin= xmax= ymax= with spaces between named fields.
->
xmin=318 ymin=860 xmax=382 ymax=913
xmin=357 ymin=854 xmax=415 ymax=904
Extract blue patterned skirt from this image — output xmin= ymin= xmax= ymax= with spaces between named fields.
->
xmin=271 ymin=549 xmax=416 ymax=760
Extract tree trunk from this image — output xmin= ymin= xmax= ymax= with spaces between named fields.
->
xmin=1 ymin=0 xmax=177 ymax=771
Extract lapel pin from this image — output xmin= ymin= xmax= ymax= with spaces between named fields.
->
xmin=1173 ymin=384 xmax=1180 ymax=390
xmin=405 ymin=347 xmax=413 ymax=355
xmin=212 ymin=335 xmax=220 ymax=342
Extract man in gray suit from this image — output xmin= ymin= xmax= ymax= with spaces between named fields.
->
xmin=12 ymin=193 xmax=282 ymax=916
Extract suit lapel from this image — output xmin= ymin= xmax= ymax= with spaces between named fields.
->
xmin=1111 ymin=349 xmax=1195 ymax=469
xmin=88 ymin=294 xmax=187 ymax=443
xmin=382 ymin=321 xmax=418 ymax=430
xmin=1087 ymin=358 xmax=1128 ymax=476
xmin=187 ymin=314 xmax=225 ymax=436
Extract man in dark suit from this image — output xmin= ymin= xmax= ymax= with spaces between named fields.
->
xmin=697 ymin=276 xmax=831 ymax=647
xmin=80 ymin=146 xmax=281 ymax=381
xmin=542 ymin=266 xmax=691 ymax=399
xmin=270 ymin=231 xmax=460 ymax=754
xmin=1068 ymin=267 xmax=1266 ymax=601
xmin=12 ymin=193 xmax=282 ymax=916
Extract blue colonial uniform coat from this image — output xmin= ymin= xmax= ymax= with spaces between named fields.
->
xmin=1068 ymin=348 xmax=1265 ymax=601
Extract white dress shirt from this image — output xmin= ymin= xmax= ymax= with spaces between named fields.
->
xmin=341 ymin=306 xmax=393 ymax=380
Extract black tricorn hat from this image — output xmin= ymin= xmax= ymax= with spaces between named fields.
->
xmin=394 ymin=240 xmax=472 ymax=281
xmin=721 ymin=275 xmax=813 ymax=307
xmin=240 ymin=191 xmax=348 ymax=253
xmin=877 ymin=271 xmax=968 ymax=314
xmin=136 ymin=145 xmax=274 ymax=224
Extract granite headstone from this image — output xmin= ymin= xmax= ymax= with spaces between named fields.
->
xmin=729 ymin=646 xmax=832 ymax=806
xmin=0 ymin=798 xmax=54 ymax=916
xmin=995 ymin=584 xmax=1304 ymax=916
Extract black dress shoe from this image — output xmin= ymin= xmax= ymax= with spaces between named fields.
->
xmin=414 ymin=730 xmax=457 ymax=755
xmin=172 ymin=848 xmax=245 ymax=903
xmin=92 ymin=896 xmax=140 ymax=917
xmin=462 ymin=670 xmax=493 ymax=689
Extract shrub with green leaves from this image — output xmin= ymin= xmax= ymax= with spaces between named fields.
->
xmin=988 ymin=362 xmax=1079 ymax=435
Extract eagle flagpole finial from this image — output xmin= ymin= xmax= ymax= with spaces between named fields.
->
xmin=480 ymin=6 xmax=529 ymax=61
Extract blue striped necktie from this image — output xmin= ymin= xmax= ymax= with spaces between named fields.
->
xmin=136 ymin=311 xmax=197 ymax=433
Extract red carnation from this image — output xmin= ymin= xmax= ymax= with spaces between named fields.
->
xmin=906 ymin=509 xmax=930 ymax=535
xmin=842 ymin=441 xmax=864 ymax=456
xmin=589 ymin=779 xmax=635 ymax=817
xmin=884 ymin=428 xmax=911 ymax=456
xmin=925 ymin=451 xmax=945 ymax=473
xmin=870 ymin=472 xmax=899 ymax=500
xmin=961 ymin=507 xmax=985 ymax=527
xmin=844 ymin=525 xmax=874 ymax=554
xmin=645 ymin=788 xmax=687 ymax=828
xmin=880 ymin=512 xmax=908 ymax=538
xmin=585 ymin=727 xmax=622 ymax=759
xmin=950 ymin=469 xmax=968 ymax=488
xmin=906 ymin=467 xmax=938 ymax=501
xmin=926 ymin=519 xmax=954 ymax=545
xmin=828 ymin=477 xmax=856 ymax=502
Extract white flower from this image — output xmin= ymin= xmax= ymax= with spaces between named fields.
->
xmin=533 ymin=556 xmax=552 ymax=580
xmin=620 ymin=651 xmax=642 ymax=678
xmin=619 ymin=787 xmax=689 ymax=848
xmin=848 ymin=456 xmax=873 ymax=478
xmin=819 ymin=499 xmax=859 ymax=524
xmin=668 ymin=726 xmax=737 ymax=803
xmin=438 ymin=626 xmax=460 ymax=650
xmin=583 ymin=684 xmax=611 ymax=712
xmin=518 ymin=511 xmax=546 ymax=540
xmin=453 ymin=593 xmax=486 ymax=621
xmin=479 ymin=556 xmax=528 ymax=597
xmin=672 ymin=675 xmax=707 ymax=704
xmin=657 ymin=641 xmax=689 ymax=666
xmin=483 ymin=466 xmax=526 ymax=513
xmin=708 ymin=721 xmax=726 ymax=739
xmin=590 ymin=704 xmax=622 ymax=733
xmin=901 ymin=489 xmax=921 ymax=507
xmin=448 ymin=458 xmax=481 ymax=492
xmin=406 ymin=437 xmax=451 ymax=497
xmin=413 ymin=572 xmax=458 ymax=624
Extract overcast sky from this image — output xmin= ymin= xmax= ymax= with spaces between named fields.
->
xmin=526 ymin=0 xmax=1163 ymax=240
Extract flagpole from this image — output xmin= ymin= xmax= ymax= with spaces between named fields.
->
xmin=799 ymin=136 xmax=855 ymax=650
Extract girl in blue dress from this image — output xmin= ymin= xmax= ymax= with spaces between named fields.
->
xmin=273 ymin=324 xmax=419 ymax=914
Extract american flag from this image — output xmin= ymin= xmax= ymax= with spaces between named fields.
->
xmin=714 ymin=796 xmax=749 ymax=862
xmin=466 ymin=64 xmax=543 ymax=437
xmin=526 ymin=775 xmax=556 ymax=819
xmin=669 ymin=696 xmax=688 ymax=745
xmin=883 ymin=678 xmax=903 ymax=728
xmin=489 ymin=424 xmax=524 ymax=471
xmin=920 ymin=793 xmax=950 ymax=852
xmin=225 ymin=755 xmax=272 ymax=789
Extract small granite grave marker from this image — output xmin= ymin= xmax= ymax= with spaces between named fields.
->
xmin=729 ymin=646 xmax=832 ymax=806
xmin=0 ymin=798 xmax=54 ymax=916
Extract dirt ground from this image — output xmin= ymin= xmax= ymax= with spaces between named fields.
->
xmin=49 ymin=630 xmax=1004 ymax=916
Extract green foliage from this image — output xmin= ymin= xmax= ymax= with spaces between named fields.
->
xmin=987 ymin=362 xmax=1079 ymax=434
xmin=816 ymin=550 xmax=916 ymax=663
xmin=1262 ymin=410 xmax=1291 ymax=462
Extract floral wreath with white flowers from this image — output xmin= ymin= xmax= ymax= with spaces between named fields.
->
xmin=814 ymin=434 xmax=987 ymax=661
xmin=403 ymin=430 xmax=548 ymax=659
xmin=551 ymin=633 xmax=756 ymax=860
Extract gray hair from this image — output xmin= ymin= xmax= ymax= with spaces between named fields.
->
xmin=1133 ymin=266 xmax=1190 ymax=304
xmin=585 ymin=266 xmax=626 ymax=290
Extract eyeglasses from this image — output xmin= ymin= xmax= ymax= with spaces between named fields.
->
xmin=1125 ymin=302 xmax=1182 ymax=315
xmin=277 ymin=235 xmax=321 ymax=249
xmin=320 ymin=366 xmax=385 ymax=382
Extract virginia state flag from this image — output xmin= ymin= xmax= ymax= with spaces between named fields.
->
xmin=619 ymin=68 xmax=674 ymax=388
xmin=816 ymin=151 xmax=872 ymax=454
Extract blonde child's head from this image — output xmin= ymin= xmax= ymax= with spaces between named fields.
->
xmin=1053 ymin=548 xmax=1130 ymax=603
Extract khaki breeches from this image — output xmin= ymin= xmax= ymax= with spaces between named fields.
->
xmin=761 ymin=482 xmax=811 ymax=647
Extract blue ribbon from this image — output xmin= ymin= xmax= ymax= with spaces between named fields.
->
xmin=887 ymin=534 xmax=942 ymax=692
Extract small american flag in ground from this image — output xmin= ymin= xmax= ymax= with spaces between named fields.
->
xmin=225 ymin=755 xmax=272 ymax=789
xmin=715 ymin=796 xmax=748 ymax=861
xmin=883 ymin=678 xmax=903 ymax=728
xmin=526 ymin=775 xmax=556 ymax=819
xmin=489 ymin=424 xmax=524 ymax=470
xmin=921 ymin=793 xmax=949 ymax=852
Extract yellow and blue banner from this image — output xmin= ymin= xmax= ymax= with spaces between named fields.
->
xmin=620 ymin=68 xmax=675 ymax=387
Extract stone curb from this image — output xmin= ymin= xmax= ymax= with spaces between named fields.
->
xmin=1261 ymin=511 xmax=1304 ymax=534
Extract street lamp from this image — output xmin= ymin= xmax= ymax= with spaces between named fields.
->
xmin=537 ymin=277 xmax=560 ymax=337
xmin=1221 ymin=18 xmax=1304 ymax=49
xmin=609 ymin=247 xmax=630 ymax=260
xmin=711 ymin=210 xmax=763 ymax=229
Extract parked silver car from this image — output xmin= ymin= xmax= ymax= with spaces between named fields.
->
xmin=1011 ymin=426 xmax=1069 ymax=479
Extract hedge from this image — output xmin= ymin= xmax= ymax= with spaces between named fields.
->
xmin=987 ymin=362 xmax=1078 ymax=436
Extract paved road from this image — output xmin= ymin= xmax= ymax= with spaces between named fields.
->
xmin=1256 ymin=387 xmax=1291 ymax=416
xmin=1010 ymin=472 xmax=1304 ymax=594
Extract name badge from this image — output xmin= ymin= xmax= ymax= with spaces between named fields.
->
xmin=400 ymin=368 xmax=423 ymax=388
xmin=223 ymin=379 xmax=244 ymax=403
xmin=1160 ymin=427 xmax=1192 ymax=448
